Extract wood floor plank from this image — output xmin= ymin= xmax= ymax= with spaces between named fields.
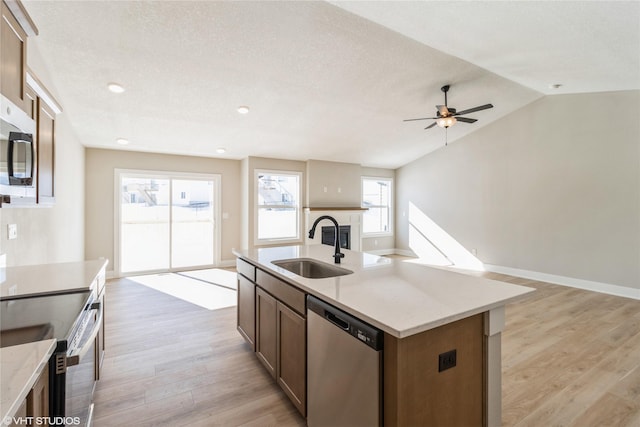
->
xmin=570 ymin=392 xmax=639 ymax=427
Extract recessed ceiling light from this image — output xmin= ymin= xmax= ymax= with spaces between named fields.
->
xmin=216 ymin=147 xmax=226 ymax=154
xmin=237 ymin=106 xmax=250 ymax=114
xmin=107 ymin=82 xmax=125 ymax=93
xmin=116 ymin=138 xmax=129 ymax=146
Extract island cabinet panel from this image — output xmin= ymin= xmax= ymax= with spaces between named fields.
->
xmin=237 ymin=274 xmax=256 ymax=349
xmin=5 ymin=360 xmax=55 ymax=426
xmin=277 ymin=301 xmax=306 ymax=416
xmin=8 ymin=400 xmax=27 ymax=427
xmin=0 ymin=1 xmax=27 ymax=108
xmin=256 ymin=286 xmax=278 ymax=378
xmin=26 ymin=363 xmax=49 ymax=422
xmin=384 ymin=313 xmax=485 ymax=427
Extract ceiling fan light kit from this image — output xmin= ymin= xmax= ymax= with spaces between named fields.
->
xmin=436 ymin=116 xmax=456 ymax=128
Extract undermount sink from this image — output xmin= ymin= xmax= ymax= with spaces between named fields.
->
xmin=272 ymin=258 xmax=353 ymax=279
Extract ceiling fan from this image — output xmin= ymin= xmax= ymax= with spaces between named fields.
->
xmin=404 ymin=85 xmax=493 ymax=130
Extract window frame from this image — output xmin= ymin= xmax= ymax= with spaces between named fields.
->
xmin=254 ymin=169 xmax=303 ymax=245
xmin=361 ymin=176 xmax=393 ymax=237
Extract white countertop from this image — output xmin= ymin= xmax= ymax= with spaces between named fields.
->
xmin=234 ymin=245 xmax=535 ymax=338
xmin=0 ymin=339 xmax=56 ymax=422
xmin=0 ymin=259 xmax=108 ymax=300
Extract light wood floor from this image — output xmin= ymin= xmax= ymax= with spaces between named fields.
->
xmin=93 ymin=272 xmax=640 ymax=426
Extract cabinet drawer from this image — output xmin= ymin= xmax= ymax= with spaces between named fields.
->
xmin=256 ymin=269 xmax=305 ymax=316
xmin=237 ymin=258 xmax=256 ymax=282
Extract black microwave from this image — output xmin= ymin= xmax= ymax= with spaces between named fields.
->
xmin=7 ymin=131 xmax=34 ymax=185
xmin=1 ymin=118 xmax=34 ymax=187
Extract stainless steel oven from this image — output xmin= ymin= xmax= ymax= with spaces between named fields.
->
xmin=1 ymin=289 xmax=102 ymax=426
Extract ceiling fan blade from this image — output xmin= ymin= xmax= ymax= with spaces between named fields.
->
xmin=424 ymin=122 xmax=437 ymax=130
xmin=436 ymin=105 xmax=449 ymax=116
xmin=456 ymin=117 xmax=477 ymax=123
xmin=403 ymin=117 xmax=438 ymax=122
xmin=453 ymin=104 xmax=493 ymax=116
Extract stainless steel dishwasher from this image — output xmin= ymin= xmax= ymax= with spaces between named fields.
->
xmin=307 ymin=295 xmax=383 ymax=427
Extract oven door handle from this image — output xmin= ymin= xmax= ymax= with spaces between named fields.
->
xmin=67 ymin=301 xmax=103 ymax=367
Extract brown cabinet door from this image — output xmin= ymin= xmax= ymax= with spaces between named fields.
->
xmin=27 ymin=364 xmax=49 ymax=424
xmin=0 ymin=2 xmax=27 ymax=108
xmin=237 ymin=274 xmax=256 ymax=349
xmin=277 ymin=302 xmax=306 ymax=416
xmin=256 ymin=287 xmax=277 ymax=378
xmin=37 ymin=99 xmax=55 ymax=201
xmin=8 ymin=399 xmax=27 ymax=427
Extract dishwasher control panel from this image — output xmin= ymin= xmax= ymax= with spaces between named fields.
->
xmin=307 ymin=295 xmax=383 ymax=351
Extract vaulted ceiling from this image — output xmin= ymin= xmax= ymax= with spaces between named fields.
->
xmin=23 ymin=1 xmax=640 ymax=169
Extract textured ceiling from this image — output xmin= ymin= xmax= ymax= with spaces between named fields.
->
xmin=22 ymin=1 xmax=640 ymax=169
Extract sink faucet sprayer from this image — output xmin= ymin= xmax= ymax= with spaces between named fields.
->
xmin=308 ymin=215 xmax=345 ymax=264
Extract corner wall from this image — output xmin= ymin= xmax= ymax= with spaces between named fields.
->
xmin=396 ymin=90 xmax=640 ymax=294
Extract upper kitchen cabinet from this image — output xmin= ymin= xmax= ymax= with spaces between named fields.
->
xmin=36 ymin=97 xmax=54 ymax=202
xmin=1 ymin=0 xmax=38 ymax=112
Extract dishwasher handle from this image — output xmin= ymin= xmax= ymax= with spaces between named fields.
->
xmin=307 ymin=295 xmax=383 ymax=351
xmin=326 ymin=312 xmax=349 ymax=330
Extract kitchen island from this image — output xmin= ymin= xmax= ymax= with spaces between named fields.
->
xmin=234 ymin=244 xmax=534 ymax=426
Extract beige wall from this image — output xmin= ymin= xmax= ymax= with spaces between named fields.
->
xmin=85 ymin=148 xmax=241 ymax=275
xmin=396 ymin=90 xmax=640 ymax=291
xmin=306 ymin=159 xmax=360 ymax=206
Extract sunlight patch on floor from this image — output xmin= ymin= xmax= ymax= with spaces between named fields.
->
xmin=129 ymin=272 xmax=237 ymax=310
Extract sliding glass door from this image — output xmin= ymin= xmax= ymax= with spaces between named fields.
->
xmin=120 ymin=175 xmax=170 ymax=273
xmin=171 ymin=179 xmax=216 ymax=268
xmin=117 ymin=170 xmax=220 ymax=275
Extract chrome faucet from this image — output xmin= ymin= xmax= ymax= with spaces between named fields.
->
xmin=308 ymin=215 xmax=345 ymax=264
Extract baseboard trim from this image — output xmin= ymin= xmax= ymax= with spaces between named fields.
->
xmin=364 ymin=248 xmax=397 ymax=256
xmin=218 ymin=259 xmax=236 ymax=268
xmin=484 ymin=264 xmax=640 ymax=301
xmin=393 ymin=248 xmax=418 ymax=258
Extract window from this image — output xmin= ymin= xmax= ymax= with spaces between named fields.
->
xmin=362 ymin=177 xmax=392 ymax=235
xmin=256 ymin=170 xmax=301 ymax=242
